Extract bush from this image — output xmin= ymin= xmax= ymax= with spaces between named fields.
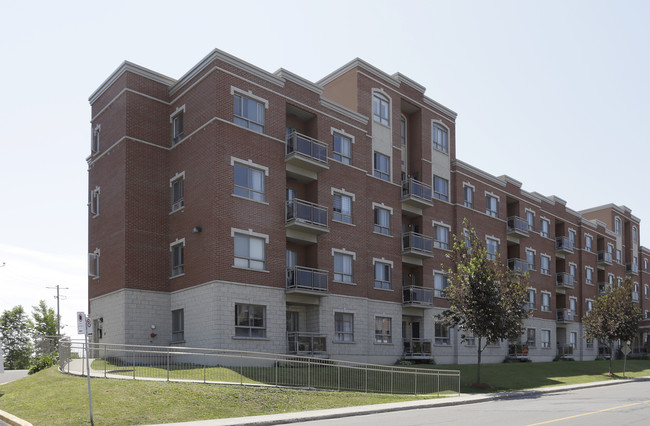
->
xmin=29 ymin=352 xmax=59 ymax=375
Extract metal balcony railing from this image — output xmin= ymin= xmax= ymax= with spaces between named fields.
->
xmin=597 ymin=251 xmax=613 ymax=265
xmin=286 ymin=266 xmax=328 ymax=292
xmin=556 ymin=308 xmax=575 ymax=322
xmin=287 ymin=332 xmax=327 ymax=355
xmin=286 ymin=199 xmax=328 ymax=228
xmin=556 ymin=236 xmax=574 ymax=253
xmin=402 ymin=232 xmax=433 ymax=255
xmin=627 ymin=263 xmax=639 ymax=275
xmin=286 ymin=131 xmax=328 ymax=164
xmin=598 ymin=282 xmax=613 ymax=295
xmin=402 ymin=286 xmax=434 ymax=306
xmin=508 ymin=258 xmax=530 ymax=275
xmin=403 ymin=338 xmax=433 ymax=357
xmin=556 ymin=272 xmax=575 ymax=289
xmin=401 ymin=177 xmax=432 ymax=203
xmin=507 ymin=216 xmax=529 ymax=236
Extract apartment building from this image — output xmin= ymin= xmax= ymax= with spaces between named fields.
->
xmin=87 ymin=48 xmax=650 ymax=364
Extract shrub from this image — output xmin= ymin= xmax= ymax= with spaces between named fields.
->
xmin=29 ymin=352 xmax=59 ymax=375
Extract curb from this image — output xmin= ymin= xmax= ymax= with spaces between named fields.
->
xmin=0 ymin=409 xmax=33 ymax=426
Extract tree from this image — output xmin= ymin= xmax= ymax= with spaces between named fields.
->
xmin=583 ymin=278 xmax=641 ymax=375
xmin=0 ymin=306 xmax=33 ymax=369
xmin=32 ymin=300 xmax=59 ymax=357
xmin=439 ymin=222 xmax=529 ymax=385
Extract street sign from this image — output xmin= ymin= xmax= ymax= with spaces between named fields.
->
xmin=77 ymin=312 xmax=86 ymax=335
xmin=622 ymin=344 xmax=631 ymax=356
xmin=86 ymin=316 xmax=93 ymax=336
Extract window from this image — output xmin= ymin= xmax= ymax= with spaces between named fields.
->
xmin=586 ymin=338 xmax=594 ymax=349
xmin=235 ymin=304 xmax=266 ymax=338
xmin=374 ymin=206 xmax=391 ymax=235
xmin=171 ymin=174 xmax=184 ymax=212
xmin=92 ymin=124 xmax=100 ymax=153
xmin=526 ymin=211 xmax=535 ymax=231
xmin=234 ymin=232 xmax=266 ymax=270
xmin=527 ymin=289 xmax=536 ymax=310
xmin=527 ymin=328 xmax=536 ymax=347
xmin=171 ymin=240 xmax=185 ymax=277
xmin=434 ymin=272 xmax=448 ymax=297
xmin=615 ymin=217 xmax=621 ymax=235
xmin=334 ymin=252 xmax=353 ymax=283
xmin=464 ymin=186 xmax=474 ymax=209
xmin=486 ymin=194 xmax=498 ymax=218
xmin=633 ymin=226 xmax=638 ymax=244
xmin=88 ymin=249 xmax=100 ymax=278
xmin=616 ymin=249 xmax=622 ymax=264
xmin=526 ymin=249 xmax=535 ymax=270
xmin=540 ymin=255 xmax=550 ymax=275
xmin=486 ymin=237 xmax=499 ymax=261
xmin=171 ymin=309 xmax=184 ymax=342
xmin=335 ymin=312 xmax=354 ymax=342
xmin=233 ymin=92 xmax=265 ymax=133
xmin=432 ymin=123 xmax=448 ymax=153
xmin=333 ymin=133 xmax=352 ymax=165
xmin=569 ymin=332 xmax=577 ymax=349
xmin=541 ymin=329 xmax=551 ymax=348
xmin=463 ymin=229 xmax=472 ymax=252
xmin=569 ymin=230 xmax=576 ymax=247
xmin=569 ymin=263 xmax=577 ymax=283
xmin=633 ymin=283 xmax=640 ymax=300
xmin=373 ymin=92 xmax=390 ymax=126
xmin=373 ymin=152 xmax=390 ymax=181
xmin=646 ymin=259 xmax=649 ymax=272
xmin=234 ymin=163 xmax=265 ymax=202
xmin=585 ymin=235 xmax=593 ymax=252
xmin=172 ymin=110 xmax=184 ymax=144
xmin=90 ymin=187 xmax=100 ymax=216
xmin=433 ymin=176 xmax=449 ymax=201
xmin=541 ymin=293 xmax=550 ymax=312
xmin=586 ymin=267 xmax=593 ymax=285
xmin=375 ymin=317 xmax=392 ymax=343
xmin=434 ymin=322 xmax=450 ymax=345
xmin=540 ymin=219 xmax=550 ymax=238
xmin=586 ymin=299 xmax=593 ymax=315
xmin=333 ymin=193 xmax=352 ymax=224
xmin=570 ymin=297 xmax=577 ymax=313
xmin=645 ymin=284 xmax=648 ymax=299
xmin=434 ymin=224 xmax=450 ymax=250
xmin=374 ymin=261 xmax=391 ymax=290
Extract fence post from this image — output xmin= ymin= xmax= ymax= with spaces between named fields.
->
xmin=275 ymin=360 xmax=278 ymax=387
xmin=203 ymin=354 xmax=206 ymax=384
xmin=308 ymin=359 xmax=311 ymax=389
xmin=133 ymin=349 xmax=136 ymax=380
xmin=414 ymin=370 xmax=417 ymax=395
xmin=365 ymin=364 xmax=368 ymax=393
xmin=437 ymin=372 xmax=440 ymax=397
xmin=240 ymin=355 xmax=243 ymax=385
xmin=337 ymin=364 xmax=340 ymax=391
xmin=104 ymin=345 xmax=107 ymax=378
xmin=390 ymin=369 xmax=393 ymax=394
xmin=167 ymin=348 xmax=170 ymax=382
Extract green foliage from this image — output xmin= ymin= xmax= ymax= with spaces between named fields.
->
xmin=28 ymin=352 xmax=59 ymax=375
xmin=439 ymin=220 xmax=529 ymax=384
xmin=31 ymin=300 xmax=59 ymax=358
xmin=0 ymin=305 xmax=34 ymax=369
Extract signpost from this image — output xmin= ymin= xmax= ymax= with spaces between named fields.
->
xmin=77 ymin=312 xmax=94 ymax=425
xmin=621 ymin=342 xmax=631 ymax=378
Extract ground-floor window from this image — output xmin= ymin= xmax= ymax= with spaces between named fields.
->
xmin=374 ymin=317 xmax=391 ymax=343
xmin=434 ymin=322 xmax=450 ymax=345
xmin=235 ymin=304 xmax=266 ymax=338
xmin=541 ymin=329 xmax=551 ymax=348
xmin=335 ymin=312 xmax=354 ymax=342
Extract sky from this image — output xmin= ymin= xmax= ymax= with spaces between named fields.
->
xmin=1 ymin=0 xmax=649 ymax=336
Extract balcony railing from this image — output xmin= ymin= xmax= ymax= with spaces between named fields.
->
xmin=597 ymin=251 xmax=613 ymax=265
xmin=598 ymin=282 xmax=613 ymax=295
xmin=507 ymin=216 xmax=529 ymax=237
xmin=627 ymin=263 xmax=639 ymax=275
xmin=286 ymin=266 xmax=328 ymax=293
xmin=555 ymin=236 xmax=574 ymax=254
xmin=402 ymin=286 xmax=434 ymax=307
xmin=508 ymin=258 xmax=529 ymax=275
xmin=286 ymin=131 xmax=328 ymax=164
xmin=402 ymin=232 xmax=433 ymax=257
xmin=286 ymin=199 xmax=328 ymax=229
xmin=557 ymin=345 xmax=575 ymax=357
xmin=403 ymin=338 xmax=433 ymax=358
xmin=287 ymin=332 xmax=327 ymax=355
xmin=556 ymin=308 xmax=575 ymax=323
xmin=508 ymin=344 xmax=529 ymax=357
xmin=556 ymin=272 xmax=575 ymax=289
xmin=401 ymin=178 xmax=433 ymax=215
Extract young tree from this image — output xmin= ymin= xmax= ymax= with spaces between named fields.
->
xmin=439 ymin=222 xmax=529 ymax=385
xmin=32 ymin=300 xmax=59 ymax=357
xmin=583 ymin=278 xmax=641 ymax=375
xmin=0 ymin=306 xmax=34 ymax=369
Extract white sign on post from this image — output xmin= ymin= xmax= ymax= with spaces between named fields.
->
xmin=86 ymin=316 xmax=93 ymax=336
xmin=77 ymin=312 xmax=87 ymax=335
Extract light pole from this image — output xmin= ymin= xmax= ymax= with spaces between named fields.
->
xmin=46 ymin=285 xmax=69 ymax=338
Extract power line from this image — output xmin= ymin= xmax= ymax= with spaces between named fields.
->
xmin=46 ymin=285 xmax=69 ymax=336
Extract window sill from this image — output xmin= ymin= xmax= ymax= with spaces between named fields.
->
xmin=374 ymin=287 xmax=393 ymax=292
xmin=434 ymin=343 xmax=451 ymax=347
xmin=333 ymin=340 xmax=355 ymax=344
xmin=231 ymin=193 xmax=269 ymax=205
xmin=231 ymin=265 xmax=270 ymax=273
xmin=170 ymin=340 xmax=186 ymax=345
xmin=374 ymin=342 xmax=393 ymax=346
xmin=169 ymin=207 xmax=184 ymax=215
xmin=232 ymin=336 xmax=269 ymax=341
xmin=332 ymin=219 xmax=355 ymax=227
xmin=169 ymin=273 xmax=185 ymax=280
xmin=373 ymin=231 xmax=392 ymax=238
xmin=432 ymin=147 xmax=449 ymax=156
xmin=91 ymin=276 xmax=100 ymax=280
xmin=333 ymin=280 xmax=356 ymax=285
xmin=91 ymin=213 xmax=100 ymax=219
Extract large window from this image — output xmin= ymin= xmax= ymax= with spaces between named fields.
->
xmin=633 ymin=226 xmax=638 ymax=244
xmin=335 ymin=312 xmax=354 ymax=342
xmin=373 ymin=92 xmax=390 ymax=126
xmin=464 ymin=186 xmax=474 ymax=209
xmin=434 ymin=272 xmax=448 ymax=297
xmin=234 ymin=233 xmax=266 ymax=270
xmin=375 ymin=317 xmax=392 ymax=343
xmin=333 ymin=193 xmax=352 ymax=224
xmin=374 ymin=206 xmax=391 ymax=235
xmin=234 ymin=163 xmax=265 ymax=202
xmin=541 ymin=293 xmax=551 ymax=312
xmin=92 ymin=125 xmax=100 ymax=153
xmin=486 ymin=238 xmax=499 ymax=261
xmin=90 ymin=187 xmax=100 ymax=216
xmin=541 ymin=329 xmax=551 ymax=348
xmin=171 ymin=240 xmax=185 ymax=277
xmin=434 ymin=322 xmax=450 ymax=345
xmin=527 ymin=289 xmax=536 ymax=310
xmin=235 ymin=304 xmax=266 ymax=338
xmin=333 ymin=133 xmax=352 ymax=165
xmin=374 ymin=261 xmax=391 ymax=290
xmin=526 ymin=211 xmax=535 ymax=231
xmin=171 ymin=174 xmax=184 ymax=212
xmin=615 ymin=217 xmax=621 ymax=235
xmin=486 ymin=195 xmax=498 ymax=218
xmin=527 ymin=328 xmax=536 ymax=348
xmin=172 ymin=111 xmax=184 ymax=144
xmin=569 ymin=263 xmax=577 ymax=283
xmin=432 ymin=123 xmax=448 ymax=153
xmin=540 ymin=219 xmax=550 ymax=238
xmin=373 ymin=152 xmax=390 ymax=181
xmin=586 ymin=267 xmax=593 ymax=285
xmin=233 ymin=93 xmax=265 ymax=133
xmin=586 ymin=299 xmax=593 ymax=314
xmin=541 ymin=255 xmax=551 ymax=275
xmin=433 ymin=176 xmax=449 ymax=201
xmin=171 ymin=309 xmax=184 ymax=342
xmin=88 ymin=249 xmax=100 ymax=278
xmin=434 ymin=224 xmax=450 ymax=250
xmin=585 ymin=235 xmax=593 ymax=252
xmin=334 ymin=252 xmax=353 ymax=283
xmin=526 ymin=249 xmax=535 ymax=270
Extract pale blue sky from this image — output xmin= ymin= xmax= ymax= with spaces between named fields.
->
xmin=1 ymin=0 xmax=648 ymax=334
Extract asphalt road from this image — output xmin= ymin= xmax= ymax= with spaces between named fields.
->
xmin=292 ymin=380 xmax=650 ymax=426
xmin=0 ymin=369 xmax=28 ymax=385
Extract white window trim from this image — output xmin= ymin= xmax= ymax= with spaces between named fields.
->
xmin=230 ymin=157 xmax=269 ymax=176
xmin=169 ymin=238 xmax=186 ymax=278
xmin=92 ymin=124 xmax=101 ymax=153
xmin=484 ymin=191 xmax=500 ymax=201
xmin=88 ymin=248 xmax=100 ymax=278
xmin=230 ymin=86 xmax=269 ymax=109
xmin=90 ymin=186 xmax=101 ymax=217
xmin=372 ymin=257 xmax=394 ymax=268
xmin=169 ymin=171 xmax=186 ymax=185
xmin=230 ymin=227 xmax=270 ymax=243
xmin=330 ymin=127 xmax=355 ymax=143
xmin=462 ymin=181 xmax=475 ymax=190
xmin=169 ymin=104 xmax=186 ymax=123
xmin=330 ymin=187 xmax=356 ymax=201
xmin=371 ymin=201 xmax=393 ymax=215
xmin=331 ymin=248 xmax=356 ymax=260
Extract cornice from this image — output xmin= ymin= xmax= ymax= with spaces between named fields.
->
xmin=319 ymin=98 xmax=368 ymax=125
xmin=89 ymin=61 xmax=176 ymax=104
xmin=274 ymin=68 xmax=323 ymax=95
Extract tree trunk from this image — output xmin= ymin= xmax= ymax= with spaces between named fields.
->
xmin=476 ymin=336 xmax=482 ymax=384
xmin=609 ymin=341 xmax=614 ymax=375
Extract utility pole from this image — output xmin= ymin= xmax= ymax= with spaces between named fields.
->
xmin=46 ymin=285 xmax=69 ymax=337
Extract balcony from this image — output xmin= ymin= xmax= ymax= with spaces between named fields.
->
xmin=508 ymin=258 xmax=530 ymax=275
xmin=556 ymin=272 xmax=574 ymax=290
xmin=555 ymin=236 xmax=574 ymax=255
xmin=287 ymin=332 xmax=327 ymax=356
xmin=626 ymin=263 xmax=639 ymax=276
xmin=506 ymin=216 xmax=529 ymax=238
xmin=556 ymin=308 xmax=575 ymax=323
xmin=285 ymin=199 xmax=329 ymax=244
xmin=557 ymin=345 xmax=575 ymax=358
xmin=402 ymin=338 xmax=433 ymax=359
xmin=597 ymin=251 xmax=613 ymax=266
xmin=402 ymin=286 xmax=434 ymax=307
xmin=286 ymin=266 xmax=328 ymax=295
xmin=402 ymin=232 xmax=434 ymax=265
xmin=401 ymin=178 xmax=433 ymax=216
xmin=285 ymin=131 xmax=329 ymax=182
xmin=598 ymin=282 xmax=613 ymax=295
